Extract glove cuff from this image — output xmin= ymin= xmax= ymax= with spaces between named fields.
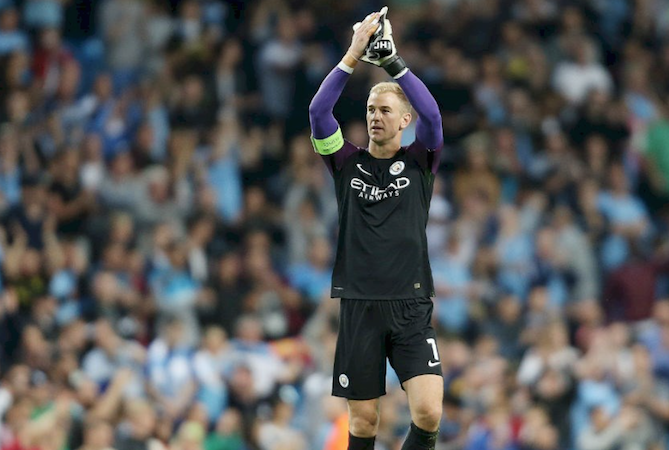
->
xmin=381 ymin=55 xmax=407 ymax=78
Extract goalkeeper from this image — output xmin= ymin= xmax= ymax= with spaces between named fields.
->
xmin=308 ymin=8 xmax=444 ymax=450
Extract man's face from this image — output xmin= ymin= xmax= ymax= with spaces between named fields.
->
xmin=366 ymin=92 xmax=411 ymax=144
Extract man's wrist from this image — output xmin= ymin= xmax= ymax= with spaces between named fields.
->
xmin=342 ymin=52 xmax=359 ymax=69
xmin=381 ymin=54 xmax=408 ymax=79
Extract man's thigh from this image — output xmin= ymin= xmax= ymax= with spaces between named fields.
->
xmin=386 ymin=298 xmax=443 ymax=384
xmin=332 ymin=299 xmax=388 ymax=400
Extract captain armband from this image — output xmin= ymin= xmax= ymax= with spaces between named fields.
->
xmin=311 ymin=128 xmax=344 ymax=155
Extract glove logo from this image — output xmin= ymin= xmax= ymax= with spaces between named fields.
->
xmin=373 ymin=40 xmax=392 ymax=51
xmin=389 ymin=161 xmax=405 ymax=175
xmin=339 ymin=374 xmax=349 ymax=388
xmin=369 ymin=40 xmax=392 ymax=61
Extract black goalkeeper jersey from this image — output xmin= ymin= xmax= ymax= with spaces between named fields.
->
xmin=322 ymin=139 xmax=437 ymax=300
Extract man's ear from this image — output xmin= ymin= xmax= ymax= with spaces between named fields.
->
xmin=399 ymin=112 xmax=412 ymax=130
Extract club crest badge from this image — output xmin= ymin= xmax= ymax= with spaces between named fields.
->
xmin=339 ymin=374 xmax=349 ymax=388
xmin=389 ymin=161 xmax=405 ymax=175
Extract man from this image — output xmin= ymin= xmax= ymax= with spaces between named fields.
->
xmin=308 ymin=8 xmax=444 ymax=450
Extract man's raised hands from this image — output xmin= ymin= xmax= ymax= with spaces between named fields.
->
xmin=347 ymin=11 xmax=381 ymax=61
xmin=351 ymin=7 xmax=408 ymax=78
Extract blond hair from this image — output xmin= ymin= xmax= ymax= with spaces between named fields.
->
xmin=369 ymin=82 xmax=411 ymax=115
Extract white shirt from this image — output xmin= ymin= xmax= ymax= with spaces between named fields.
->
xmin=553 ymin=61 xmax=613 ymax=105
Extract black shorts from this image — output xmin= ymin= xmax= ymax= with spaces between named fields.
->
xmin=332 ymin=297 xmax=443 ymax=400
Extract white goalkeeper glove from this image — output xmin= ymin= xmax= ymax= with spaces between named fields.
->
xmin=352 ymin=6 xmax=408 ymax=78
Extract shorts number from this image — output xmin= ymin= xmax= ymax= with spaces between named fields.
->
xmin=426 ymin=338 xmax=439 ymax=361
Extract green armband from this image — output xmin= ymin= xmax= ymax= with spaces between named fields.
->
xmin=311 ymin=128 xmax=344 ymax=155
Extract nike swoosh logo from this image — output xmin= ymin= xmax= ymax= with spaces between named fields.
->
xmin=428 ymin=360 xmax=441 ymax=367
xmin=356 ymin=164 xmax=372 ymax=176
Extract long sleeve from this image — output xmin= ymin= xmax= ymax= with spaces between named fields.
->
xmin=308 ymin=67 xmax=351 ymax=139
xmin=396 ymin=70 xmax=443 ymax=151
xmin=309 ymin=65 xmax=360 ymax=173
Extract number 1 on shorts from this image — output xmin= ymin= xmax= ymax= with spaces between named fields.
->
xmin=426 ymin=338 xmax=440 ymax=366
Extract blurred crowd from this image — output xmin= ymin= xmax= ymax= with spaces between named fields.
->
xmin=2 ymin=0 xmax=669 ymax=449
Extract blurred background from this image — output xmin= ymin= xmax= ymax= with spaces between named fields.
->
xmin=2 ymin=0 xmax=669 ymax=449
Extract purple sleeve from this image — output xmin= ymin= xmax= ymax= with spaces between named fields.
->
xmin=309 ymin=66 xmax=358 ymax=173
xmin=308 ymin=67 xmax=349 ymax=139
xmin=396 ymin=70 xmax=443 ymax=174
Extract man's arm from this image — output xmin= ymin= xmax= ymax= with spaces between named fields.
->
xmin=396 ymin=70 xmax=443 ymax=174
xmin=308 ymin=65 xmax=357 ymax=174
xmin=308 ymin=66 xmax=352 ymax=145
xmin=354 ymin=7 xmax=443 ymax=173
xmin=396 ymin=71 xmax=443 ymax=151
xmin=308 ymin=12 xmax=380 ymax=172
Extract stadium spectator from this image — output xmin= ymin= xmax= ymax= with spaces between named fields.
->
xmin=5 ymin=1 xmax=669 ymax=449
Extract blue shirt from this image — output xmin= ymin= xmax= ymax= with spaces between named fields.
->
xmin=597 ymin=191 xmax=648 ymax=225
xmin=288 ymin=263 xmax=331 ymax=304
xmin=208 ymin=150 xmax=242 ymax=224
xmin=0 ymin=30 xmax=29 ymax=55
xmin=0 ymin=168 xmax=20 ymax=206
xmin=431 ymin=254 xmax=471 ymax=332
